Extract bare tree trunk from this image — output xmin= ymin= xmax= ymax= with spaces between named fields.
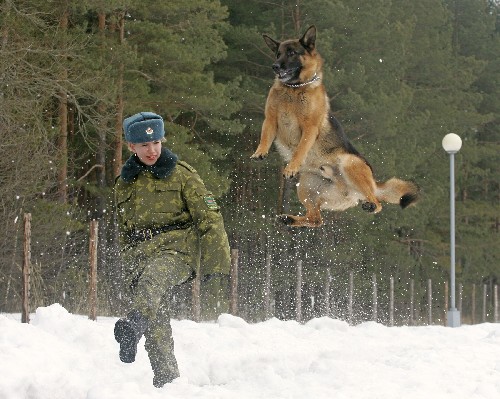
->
xmin=56 ymin=8 xmax=70 ymax=202
xmin=113 ymin=11 xmax=125 ymax=177
xmin=292 ymin=0 xmax=301 ymax=33
xmin=57 ymin=10 xmax=69 ymax=203
xmin=97 ymin=11 xmax=107 ymax=192
xmin=94 ymin=10 xmax=112 ymax=310
xmin=114 ymin=66 xmax=124 ymax=177
xmin=1 ymin=7 xmax=9 ymax=47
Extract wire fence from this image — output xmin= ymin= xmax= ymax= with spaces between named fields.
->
xmin=16 ymin=215 xmax=500 ymax=326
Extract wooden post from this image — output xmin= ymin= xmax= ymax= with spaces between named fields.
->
xmin=324 ymin=268 xmax=331 ymax=317
xmin=264 ymin=253 xmax=271 ymax=319
xmin=483 ymin=284 xmax=487 ymax=322
xmin=230 ymin=249 xmax=239 ymax=316
xmin=427 ymin=279 xmax=432 ymax=325
xmin=472 ymin=283 xmax=476 ymax=324
xmin=389 ymin=276 xmax=394 ymax=327
xmin=444 ymin=281 xmax=449 ymax=326
xmin=372 ymin=274 xmax=377 ymax=322
xmin=410 ymin=279 xmax=415 ymax=326
xmin=296 ymin=260 xmax=302 ymax=323
xmin=458 ymin=283 xmax=463 ymax=313
xmin=191 ymin=273 xmax=201 ymax=322
xmin=348 ymin=271 xmax=354 ymax=325
xmin=88 ymin=220 xmax=98 ymax=321
xmin=494 ymin=284 xmax=498 ymax=323
xmin=22 ymin=213 xmax=31 ymax=324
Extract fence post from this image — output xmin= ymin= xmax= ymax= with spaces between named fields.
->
xmin=296 ymin=260 xmax=302 ymax=323
xmin=264 ymin=253 xmax=271 ymax=319
xmin=324 ymin=268 xmax=331 ymax=317
xmin=22 ymin=213 xmax=32 ymax=324
xmin=191 ymin=273 xmax=201 ymax=322
xmin=483 ymin=284 xmax=487 ymax=322
xmin=444 ymin=281 xmax=449 ymax=326
xmin=410 ymin=279 xmax=415 ymax=326
xmin=494 ymin=284 xmax=498 ymax=323
xmin=389 ymin=276 xmax=394 ymax=327
xmin=230 ymin=249 xmax=239 ymax=316
xmin=427 ymin=279 xmax=432 ymax=325
xmin=348 ymin=271 xmax=354 ymax=325
xmin=372 ymin=274 xmax=377 ymax=322
xmin=88 ymin=220 xmax=98 ymax=321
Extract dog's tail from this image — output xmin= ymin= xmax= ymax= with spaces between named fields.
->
xmin=375 ymin=178 xmax=420 ymax=208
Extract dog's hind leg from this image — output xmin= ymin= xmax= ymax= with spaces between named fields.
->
xmin=277 ymin=205 xmax=323 ymax=227
xmin=277 ymin=178 xmax=323 ymax=227
xmin=340 ymin=154 xmax=382 ymax=213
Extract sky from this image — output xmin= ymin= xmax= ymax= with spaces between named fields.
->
xmin=1 ymin=303 xmax=500 ymax=399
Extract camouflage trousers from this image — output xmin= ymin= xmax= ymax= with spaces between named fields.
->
xmin=125 ymin=250 xmax=193 ymax=383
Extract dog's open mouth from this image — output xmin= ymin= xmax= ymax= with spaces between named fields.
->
xmin=276 ymin=69 xmax=295 ymax=82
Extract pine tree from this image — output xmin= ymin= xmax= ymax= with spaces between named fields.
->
xmin=120 ymin=0 xmax=243 ymax=195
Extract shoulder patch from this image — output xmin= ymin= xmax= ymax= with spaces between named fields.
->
xmin=177 ymin=160 xmax=197 ymax=174
xmin=203 ymin=194 xmax=219 ymax=210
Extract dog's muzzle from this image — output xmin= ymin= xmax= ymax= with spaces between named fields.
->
xmin=273 ymin=68 xmax=295 ymax=82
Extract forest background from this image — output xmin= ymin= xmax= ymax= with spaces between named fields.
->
xmin=1 ymin=0 xmax=499 ymax=325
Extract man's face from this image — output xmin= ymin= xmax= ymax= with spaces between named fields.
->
xmin=128 ymin=140 xmax=162 ymax=166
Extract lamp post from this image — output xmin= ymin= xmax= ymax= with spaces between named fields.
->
xmin=442 ymin=133 xmax=462 ymax=327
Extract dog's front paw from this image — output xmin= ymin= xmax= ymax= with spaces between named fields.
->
xmin=250 ymin=151 xmax=268 ymax=161
xmin=283 ymin=165 xmax=299 ymax=179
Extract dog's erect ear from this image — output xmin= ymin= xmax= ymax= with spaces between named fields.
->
xmin=263 ymin=34 xmax=280 ymax=55
xmin=300 ymin=25 xmax=316 ymax=52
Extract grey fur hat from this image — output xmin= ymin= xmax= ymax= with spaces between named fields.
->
xmin=123 ymin=112 xmax=165 ymax=143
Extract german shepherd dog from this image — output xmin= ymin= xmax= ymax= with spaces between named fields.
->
xmin=251 ymin=25 xmax=419 ymax=227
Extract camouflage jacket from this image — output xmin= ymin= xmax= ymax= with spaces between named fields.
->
xmin=115 ymin=149 xmax=231 ymax=277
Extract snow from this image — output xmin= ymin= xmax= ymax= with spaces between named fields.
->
xmin=1 ymin=303 xmax=500 ymax=399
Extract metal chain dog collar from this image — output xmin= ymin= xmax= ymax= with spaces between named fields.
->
xmin=283 ymin=73 xmax=321 ymax=88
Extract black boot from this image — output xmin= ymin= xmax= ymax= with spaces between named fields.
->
xmin=148 ymin=343 xmax=180 ymax=388
xmin=153 ymin=370 xmax=178 ymax=388
xmin=114 ymin=310 xmax=149 ymax=363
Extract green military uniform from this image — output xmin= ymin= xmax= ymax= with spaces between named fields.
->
xmin=115 ymin=147 xmax=231 ymax=386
